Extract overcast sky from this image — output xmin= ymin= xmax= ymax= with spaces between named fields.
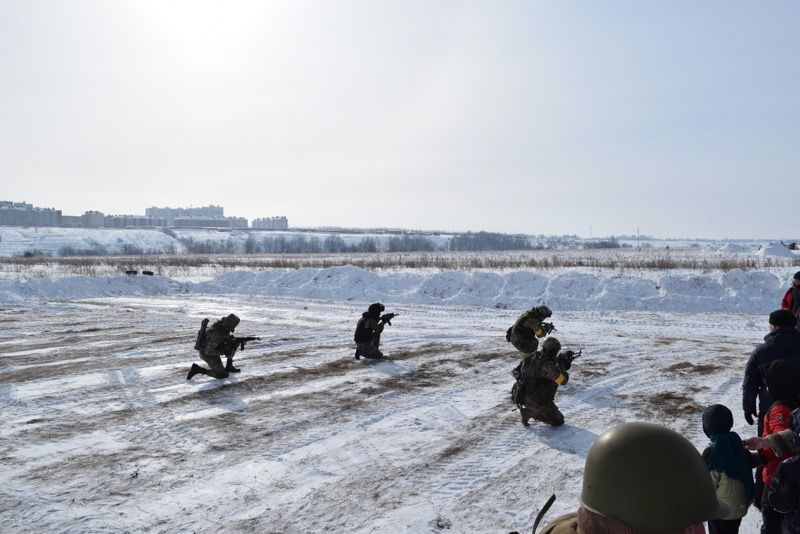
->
xmin=1 ymin=1 xmax=798 ymax=238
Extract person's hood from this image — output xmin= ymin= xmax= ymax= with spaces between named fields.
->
xmin=702 ymin=404 xmax=733 ymax=438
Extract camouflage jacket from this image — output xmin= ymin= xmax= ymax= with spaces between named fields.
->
xmin=519 ymin=351 xmax=569 ymax=404
xmin=512 ymin=310 xmax=549 ymax=339
xmin=201 ymin=320 xmax=236 ymax=356
xmin=355 ymin=314 xmax=384 ymax=345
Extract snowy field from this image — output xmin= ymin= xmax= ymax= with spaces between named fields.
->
xmin=0 ymin=264 xmax=792 ymax=532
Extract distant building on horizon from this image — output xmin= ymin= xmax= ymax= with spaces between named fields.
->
xmin=2 ymin=200 xmax=282 ymax=230
xmin=104 ymin=214 xmax=167 ymax=228
xmin=252 ymin=216 xmax=289 ymax=230
xmin=0 ymin=200 xmax=62 ymax=227
xmin=146 ymin=205 xmax=225 ymax=226
xmin=172 ymin=215 xmax=231 ymax=228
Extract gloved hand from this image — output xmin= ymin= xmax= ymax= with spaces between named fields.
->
xmin=744 ymin=408 xmax=756 ymax=425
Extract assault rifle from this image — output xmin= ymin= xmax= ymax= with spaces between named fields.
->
xmin=380 ymin=312 xmax=399 ymax=326
xmin=541 ymin=322 xmax=556 ymax=335
xmin=235 ymin=336 xmax=262 ymax=351
xmin=561 ymin=349 xmax=582 ymax=363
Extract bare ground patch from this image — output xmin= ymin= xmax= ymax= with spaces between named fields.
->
xmin=664 ymin=361 xmax=723 ymax=375
xmin=646 ymin=391 xmax=704 ymax=418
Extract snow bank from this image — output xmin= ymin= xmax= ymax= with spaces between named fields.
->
xmin=3 ymin=265 xmax=792 ymax=314
xmin=717 ymin=243 xmax=750 ymax=254
xmin=0 ymin=274 xmax=180 ymax=305
xmin=757 ymin=242 xmax=796 ymax=258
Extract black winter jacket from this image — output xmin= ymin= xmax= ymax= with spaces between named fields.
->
xmin=742 ymin=328 xmax=800 ymax=415
xmin=767 ymin=455 xmax=800 ymax=534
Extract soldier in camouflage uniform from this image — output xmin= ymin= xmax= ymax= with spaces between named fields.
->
xmin=513 ymin=337 xmax=573 ymax=427
xmin=354 ymin=303 xmax=386 ymax=359
xmin=507 ymin=305 xmax=553 ymax=355
xmin=187 ymin=314 xmax=241 ymax=379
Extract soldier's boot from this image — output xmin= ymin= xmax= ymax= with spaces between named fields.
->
xmin=225 ymin=358 xmax=240 ymax=373
xmin=519 ymin=407 xmax=532 ymax=427
xmin=187 ymin=363 xmax=208 ymax=380
xmin=354 ymin=348 xmax=361 ymax=360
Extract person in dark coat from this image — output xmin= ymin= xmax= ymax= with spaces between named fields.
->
xmin=742 ymin=310 xmax=800 ymax=427
xmin=780 ymin=271 xmax=800 ymax=327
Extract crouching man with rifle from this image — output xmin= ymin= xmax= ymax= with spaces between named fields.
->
xmin=354 ymin=302 xmax=398 ymax=359
xmin=511 ymin=338 xmax=580 ymax=427
xmin=187 ymin=314 xmax=261 ymax=380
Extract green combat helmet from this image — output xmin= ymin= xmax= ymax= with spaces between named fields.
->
xmin=581 ymin=422 xmax=728 ymax=533
xmin=541 ymin=337 xmax=561 ymax=353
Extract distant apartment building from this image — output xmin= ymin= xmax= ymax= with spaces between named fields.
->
xmin=0 ymin=200 xmax=62 ymax=226
xmin=252 ymin=216 xmax=289 ymax=230
xmin=83 ymin=211 xmax=104 ymax=228
xmin=226 ymin=216 xmax=249 ymax=228
xmin=146 ymin=205 xmax=224 ymax=226
xmin=104 ymin=215 xmax=167 ymax=228
xmin=172 ymin=216 xmax=231 ymax=228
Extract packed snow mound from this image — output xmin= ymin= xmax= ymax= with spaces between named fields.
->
xmin=757 ymin=242 xmax=796 ymax=258
xmin=1 ymin=265 xmax=789 ymax=314
xmin=0 ymin=275 xmax=180 ymax=305
xmin=717 ymin=243 xmax=750 ymax=254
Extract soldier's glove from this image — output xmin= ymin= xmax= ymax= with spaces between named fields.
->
xmin=744 ymin=408 xmax=756 ymax=426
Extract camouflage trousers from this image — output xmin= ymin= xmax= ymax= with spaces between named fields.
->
xmin=356 ymin=341 xmax=383 ymax=359
xmin=510 ymin=332 xmax=539 ymax=354
xmin=522 ymin=400 xmax=564 ymax=427
xmin=199 ymin=345 xmax=238 ymax=379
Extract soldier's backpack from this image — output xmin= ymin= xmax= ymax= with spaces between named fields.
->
xmin=353 ymin=317 xmax=372 ymax=343
xmin=194 ymin=318 xmax=210 ymax=351
xmin=510 ymin=354 xmax=542 ymax=405
xmin=511 ymin=380 xmax=527 ymax=405
xmin=511 ymin=360 xmax=526 ymax=404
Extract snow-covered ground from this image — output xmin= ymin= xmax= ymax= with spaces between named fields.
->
xmin=1 ymin=265 xmax=796 ymax=532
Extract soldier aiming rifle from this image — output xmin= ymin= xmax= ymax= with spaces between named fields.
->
xmin=187 ymin=314 xmax=262 ymax=380
xmin=511 ymin=338 xmax=580 ymax=427
xmin=506 ymin=305 xmax=555 ymax=355
xmin=354 ymin=303 xmax=398 ymax=359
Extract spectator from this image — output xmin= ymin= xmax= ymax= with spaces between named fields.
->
xmin=780 ymin=271 xmax=800 ymax=328
xmin=539 ymin=422 xmax=728 ymax=534
xmin=754 ymin=360 xmax=800 ymax=533
xmin=701 ymin=404 xmax=755 ymax=534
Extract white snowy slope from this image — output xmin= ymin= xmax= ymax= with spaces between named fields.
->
xmin=0 ymin=291 xmax=775 ymax=532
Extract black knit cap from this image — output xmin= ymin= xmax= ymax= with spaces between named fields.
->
xmin=794 ymin=271 xmax=800 ymax=280
xmin=770 ymin=309 xmax=797 ymax=328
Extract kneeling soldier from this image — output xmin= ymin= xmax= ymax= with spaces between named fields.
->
xmin=188 ymin=314 xmax=241 ymax=380
xmin=512 ymin=337 xmax=574 ymax=427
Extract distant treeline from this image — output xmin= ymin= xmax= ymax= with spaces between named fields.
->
xmin=25 ymin=231 xmax=625 ymax=257
xmin=239 ymin=234 xmax=439 ymax=254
